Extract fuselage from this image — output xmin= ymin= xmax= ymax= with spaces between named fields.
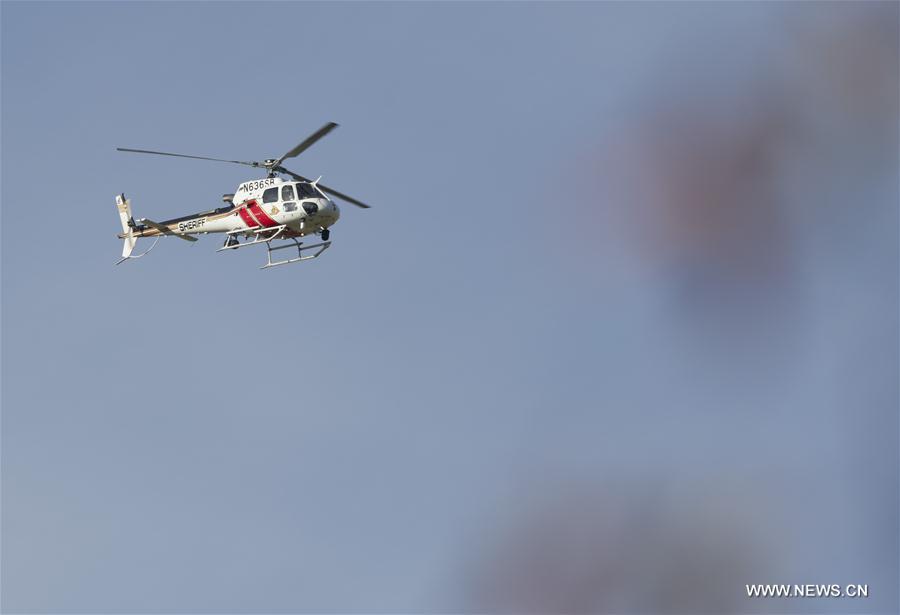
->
xmin=129 ymin=177 xmax=340 ymax=240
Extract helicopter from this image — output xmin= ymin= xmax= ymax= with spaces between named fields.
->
xmin=114 ymin=122 xmax=371 ymax=268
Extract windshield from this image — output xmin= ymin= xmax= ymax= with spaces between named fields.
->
xmin=295 ymin=182 xmax=319 ymax=199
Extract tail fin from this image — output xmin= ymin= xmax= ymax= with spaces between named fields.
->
xmin=116 ymin=193 xmax=136 ymax=258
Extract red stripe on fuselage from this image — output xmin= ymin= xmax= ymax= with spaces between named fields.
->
xmin=248 ymin=200 xmax=279 ymax=228
xmin=238 ymin=206 xmax=258 ymax=228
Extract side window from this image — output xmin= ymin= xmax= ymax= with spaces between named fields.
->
xmin=283 ymin=202 xmax=297 ymax=212
xmin=281 ymin=185 xmax=295 ymax=201
xmin=262 ymin=187 xmax=278 ymax=204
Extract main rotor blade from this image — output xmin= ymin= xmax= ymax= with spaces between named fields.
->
xmin=316 ymin=181 xmax=372 ymax=209
xmin=278 ymin=167 xmax=371 ymax=208
xmin=117 ymin=147 xmax=261 ymax=167
xmin=274 ymin=122 xmax=339 ymax=166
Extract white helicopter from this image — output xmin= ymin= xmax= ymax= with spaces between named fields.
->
xmin=115 ymin=122 xmax=371 ymax=268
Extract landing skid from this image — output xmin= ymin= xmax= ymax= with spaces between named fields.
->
xmin=261 ymin=238 xmax=331 ymax=269
xmin=216 ymin=225 xmax=331 ymax=268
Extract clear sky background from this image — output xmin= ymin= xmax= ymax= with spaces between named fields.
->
xmin=2 ymin=2 xmax=897 ymax=613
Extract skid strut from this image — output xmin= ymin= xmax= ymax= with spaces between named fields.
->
xmin=216 ymin=225 xmax=331 ymax=268
xmin=216 ymin=225 xmax=287 ymax=251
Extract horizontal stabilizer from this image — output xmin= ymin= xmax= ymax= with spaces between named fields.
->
xmin=137 ymin=218 xmax=198 ymax=242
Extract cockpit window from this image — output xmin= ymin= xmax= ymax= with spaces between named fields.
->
xmin=295 ymin=182 xmax=318 ymax=199
xmin=281 ymin=185 xmax=295 ymax=201
xmin=262 ymin=187 xmax=278 ymax=203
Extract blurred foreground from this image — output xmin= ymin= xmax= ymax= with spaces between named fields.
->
xmin=464 ymin=5 xmax=898 ymax=613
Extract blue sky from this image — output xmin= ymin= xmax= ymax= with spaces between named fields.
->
xmin=2 ymin=2 xmax=897 ymax=613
